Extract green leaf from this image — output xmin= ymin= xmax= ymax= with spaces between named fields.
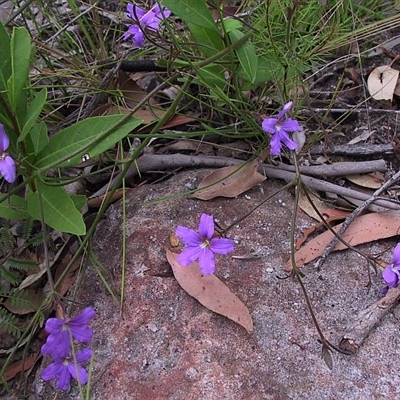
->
xmin=20 ymin=88 xmax=47 ymax=141
xmin=27 ymin=122 xmax=48 ymax=155
xmin=188 ymin=23 xmax=224 ymax=57
xmin=229 ymin=29 xmax=258 ymax=83
xmin=34 ymin=115 xmax=142 ymax=169
xmin=221 ymin=18 xmax=242 ymax=33
xmin=197 ymin=64 xmax=226 ymax=89
xmin=162 ymin=0 xmax=219 ymax=31
xmin=27 ymin=183 xmax=86 ymax=235
xmin=0 ymin=22 xmax=11 ymax=94
xmin=7 ymin=27 xmax=31 ymax=120
xmin=71 ymin=194 xmax=87 ymax=211
xmin=0 ymin=195 xmax=28 ymax=220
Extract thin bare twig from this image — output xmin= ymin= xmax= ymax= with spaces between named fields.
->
xmin=314 ymin=169 xmax=400 ymax=270
xmin=339 ymin=286 xmax=400 ymax=354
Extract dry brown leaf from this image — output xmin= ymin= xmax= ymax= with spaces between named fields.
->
xmin=296 ymin=208 xmax=350 ymax=249
xmin=367 ymin=65 xmax=399 ymax=101
xmin=166 ymin=250 xmax=253 ymax=333
xmin=3 ymin=352 xmax=41 ymax=381
xmin=3 ymin=287 xmax=43 ymax=314
xmin=192 ymin=152 xmax=267 ymax=200
xmin=346 ymin=172 xmax=384 ymax=189
xmin=286 ymin=210 xmax=400 ymax=270
xmin=298 ymin=189 xmax=329 ymax=222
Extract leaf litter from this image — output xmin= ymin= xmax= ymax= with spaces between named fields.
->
xmin=286 ymin=211 xmax=400 ymax=270
xmin=166 ymin=250 xmax=253 ymax=333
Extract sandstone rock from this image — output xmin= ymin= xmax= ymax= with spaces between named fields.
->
xmin=35 ymin=169 xmax=400 ymax=399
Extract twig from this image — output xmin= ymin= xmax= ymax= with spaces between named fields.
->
xmin=314 ymin=169 xmax=400 ymax=270
xmin=277 ymin=160 xmax=386 ymax=176
xmin=339 ymin=286 xmax=400 ymax=354
xmin=302 ymin=108 xmax=400 ymax=115
xmin=310 ymin=143 xmax=393 ymax=157
xmin=90 ymin=155 xmax=399 ymax=212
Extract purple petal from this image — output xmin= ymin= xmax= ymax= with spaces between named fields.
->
xmin=198 ymin=249 xmax=216 ymax=275
xmin=42 ymin=360 xmax=63 ymax=381
xmin=392 ymin=243 xmax=400 ymax=267
xmin=161 ymin=8 xmax=171 ymax=19
xmin=0 ymin=156 xmax=16 ymax=183
xmin=269 ymin=133 xmax=283 ymax=156
xmin=70 ymin=325 xmax=93 ymax=343
xmin=147 ymin=20 xmax=161 ymax=31
xmin=41 ymin=331 xmax=71 ymax=358
xmin=0 ymin=124 xmax=9 ymax=152
xmin=127 ymin=4 xmax=147 ymax=20
xmin=177 ymin=246 xmax=202 ymax=266
xmin=70 ymin=307 xmax=96 ymax=327
xmin=45 ymin=317 xmax=65 ymax=334
xmin=281 ymin=118 xmax=301 ymax=133
xmin=122 ymin=25 xmax=139 ymax=41
xmin=382 ymin=265 xmax=399 ymax=287
xmin=176 ymin=226 xmax=201 ymax=247
xmin=277 ymin=101 xmax=293 ymax=120
xmin=210 ymin=237 xmax=234 ymax=255
xmin=68 ymin=362 xmax=89 ymax=385
xmin=261 ymin=118 xmax=278 ymax=134
xmin=141 ymin=10 xmax=157 ymax=25
xmin=198 ymin=214 xmax=214 ymax=239
xmin=75 ymin=348 xmax=93 ymax=364
xmin=151 ymin=5 xmax=171 ymax=19
xmin=56 ymin=365 xmax=71 ymax=390
xmin=279 ymin=130 xmax=298 ymax=151
xmin=133 ymin=29 xmax=145 ymax=47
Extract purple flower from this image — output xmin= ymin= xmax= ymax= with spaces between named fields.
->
xmin=261 ymin=101 xmax=301 ymax=156
xmin=175 ymin=213 xmax=234 ymax=275
xmin=122 ymin=3 xmax=171 ymax=47
xmin=0 ymin=123 xmax=16 ymax=183
xmin=382 ymin=243 xmax=400 ymax=288
xmin=41 ymin=307 xmax=96 ymax=358
xmin=42 ymin=348 xmax=92 ymax=391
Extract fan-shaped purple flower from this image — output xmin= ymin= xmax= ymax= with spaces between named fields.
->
xmin=0 ymin=123 xmax=16 ymax=183
xmin=261 ymin=101 xmax=301 ymax=156
xmin=42 ymin=348 xmax=92 ymax=391
xmin=41 ymin=307 xmax=96 ymax=358
xmin=123 ymin=3 xmax=171 ymax=47
xmin=175 ymin=213 xmax=234 ymax=275
xmin=382 ymin=243 xmax=400 ymax=288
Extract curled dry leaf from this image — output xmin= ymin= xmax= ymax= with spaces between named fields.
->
xmin=345 ymin=172 xmax=384 ymax=190
xmin=298 ymin=189 xmax=330 ymax=222
xmin=367 ymin=65 xmax=399 ymax=101
xmin=192 ymin=153 xmax=267 ymax=200
xmin=296 ymin=208 xmax=349 ymax=250
xmin=286 ymin=210 xmax=400 ymax=270
xmin=3 ymin=352 xmax=40 ymax=381
xmin=166 ymin=250 xmax=253 ymax=333
xmin=3 ymin=287 xmax=43 ymax=314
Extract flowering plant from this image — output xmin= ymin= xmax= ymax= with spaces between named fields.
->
xmin=122 ymin=3 xmax=171 ymax=47
xmin=261 ymin=101 xmax=301 ymax=156
xmin=382 ymin=243 xmax=400 ymax=290
xmin=0 ymin=123 xmax=16 ymax=183
xmin=41 ymin=307 xmax=95 ymax=391
xmin=175 ymin=213 xmax=234 ymax=275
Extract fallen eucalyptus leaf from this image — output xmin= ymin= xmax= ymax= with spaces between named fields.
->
xmin=192 ymin=153 xmax=267 ymax=200
xmin=166 ymin=250 xmax=253 ymax=333
xmin=286 ymin=211 xmax=400 ymax=270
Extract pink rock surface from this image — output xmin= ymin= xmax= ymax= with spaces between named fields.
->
xmin=35 ymin=169 xmax=400 ymax=399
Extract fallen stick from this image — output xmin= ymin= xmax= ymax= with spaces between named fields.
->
xmin=314 ymin=169 xmax=400 ymax=270
xmin=309 ymin=143 xmax=393 ymax=157
xmin=90 ymin=155 xmax=399 ymax=210
xmin=277 ymin=160 xmax=387 ymax=176
xmin=339 ymin=286 xmax=400 ymax=354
